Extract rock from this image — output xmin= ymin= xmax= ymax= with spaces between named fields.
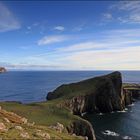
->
xmin=4 ymin=118 xmax=10 ymax=123
xmin=0 ymin=109 xmax=28 ymax=124
xmin=123 ymin=83 xmax=140 ymax=103
xmin=49 ymin=122 xmax=64 ymax=133
xmin=123 ymin=89 xmax=133 ymax=105
xmin=36 ymin=130 xmax=50 ymax=139
xmin=15 ymin=125 xmax=23 ymax=131
xmin=0 ymin=67 xmax=6 ymax=73
xmin=20 ymin=132 xmax=30 ymax=139
xmin=67 ymin=119 xmax=96 ymax=140
xmin=0 ymin=123 xmax=7 ymax=132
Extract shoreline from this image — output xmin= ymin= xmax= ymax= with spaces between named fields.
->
xmin=0 ymin=72 xmax=140 ymax=140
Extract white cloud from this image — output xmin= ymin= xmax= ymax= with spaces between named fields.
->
xmin=38 ymin=35 xmax=68 ymax=46
xmin=62 ymin=46 xmax=140 ymax=70
xmin=102 ymin=13 xmax=113 ymax=20
xmin=54 ymin=26 xmax=65 ymax=31
xmin=109 ymin=1 xmax=140 ymax=24
xmin=4 ymin=29 xmax=140 ymax=70
xmin=0 ymin=2 xmax=20 ymax=32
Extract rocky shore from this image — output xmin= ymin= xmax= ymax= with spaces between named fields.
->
xmin=0 ymin=71 xmax=140 ymax=140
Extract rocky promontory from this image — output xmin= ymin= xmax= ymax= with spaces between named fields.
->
xmin=46 ymin=71 xmax=140 ymax=139
xmin=0 ymin=67 xmax=6 ymax=73
xmin=47 ymin=71 xmax=125 ymax=114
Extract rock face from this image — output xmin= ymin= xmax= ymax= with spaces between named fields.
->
xmin=0 ymin=67 xmax=6 ymax=73
xmin=123 ymin=83 xmax=140 ymax=103
xmin=47 ymin=71 xmax=125 ymax=114
xmin=67 ymin=119 xmax=96 ymax=140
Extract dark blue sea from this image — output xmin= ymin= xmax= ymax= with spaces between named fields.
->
xmin=0 ymin=70 xmax=140 ymax=140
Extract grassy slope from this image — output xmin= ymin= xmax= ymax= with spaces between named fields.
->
xmin=48 ymin=76 xmax=104 ymax=100
xmin=0 ymin=107 xmax=83 ymax=140
xmin=0 ymin=101 xmax=84 ymax=139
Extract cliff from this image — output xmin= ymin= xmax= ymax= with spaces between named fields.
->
xmin=47 ymin=71 xmax=125 ymax=114
xmin=0 ymin=67 xmax=6 ymax=73
xmin=123 ymin=83 xmax=140 ymax=104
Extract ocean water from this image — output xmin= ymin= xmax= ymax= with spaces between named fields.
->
xmin=0 ymin=70 xmax=140 ymax=140
xmin=0 ymin=71 xmax=139 ymax=103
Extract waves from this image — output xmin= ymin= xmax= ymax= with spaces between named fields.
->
xmin=102 ymin=130 xmax=132 ymax=139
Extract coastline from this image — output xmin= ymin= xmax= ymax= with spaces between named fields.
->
xmin=0 ymin=72 xmax=140 ymax=139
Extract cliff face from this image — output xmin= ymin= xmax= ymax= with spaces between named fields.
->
xmin=0 ymin=67 xmax=6 ymax=73
xmin=67 ymin=119 xmax=96 ymax=140
xmin=123 ymin=83 xmax=140 ymax=104
xmin=47 ymin=71 xmax=125 ymax=114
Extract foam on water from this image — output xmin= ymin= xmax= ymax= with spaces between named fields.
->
xmin=122 ymin=136 xmax=132 ymax=140
xmin=128 ymin=103 xmax=135 ymax=107
xmin=102 ymin=130 xmax=120 ymax=136
xmin=98 ymin=113 xmax=104 ymax=115
xmin=117 ymin=110 xmax=127 ymax=113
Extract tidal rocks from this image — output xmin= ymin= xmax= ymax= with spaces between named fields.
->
xmin=0 ymin=67 xmax=6 ymax=73
xmin=47 ymin=71 xmax=125 ymax=114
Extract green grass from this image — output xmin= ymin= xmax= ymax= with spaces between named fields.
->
xmin=0 ymin=101 xmax=84 ymax=139
xmin=0 ymin=101 xmax=80 ymax=127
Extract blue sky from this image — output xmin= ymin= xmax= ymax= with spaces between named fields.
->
xmin=0 ymin=1 xmax=140 ymax=70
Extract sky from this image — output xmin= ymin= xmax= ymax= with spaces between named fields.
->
xmin=0 ymin=1 xmax=140 ymax=70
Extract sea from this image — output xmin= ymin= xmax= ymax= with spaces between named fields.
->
xmin=0 ymin=70 xmax=140 ymax=140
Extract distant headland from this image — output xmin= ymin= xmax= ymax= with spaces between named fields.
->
xmin=0 ymin=67 xmax=6 ymax=73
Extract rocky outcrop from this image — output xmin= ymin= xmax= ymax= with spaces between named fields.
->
xmin=0 ymin=106 xmax=27 ymax=124
xmin=47 ymin=71 xmax=125 ymax=114
xmin=123 ymin=83 xmax=140 ymax=104
xmin=0 ymin=67 xmax=6 ymax=73
xmin=67 ymin=119 xmax=96 ymax=140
